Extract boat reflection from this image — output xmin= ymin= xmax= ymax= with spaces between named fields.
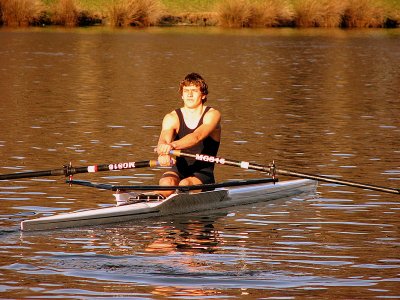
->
xmin=144 ymin=216 xmax=223 ymax=254
xmin=96 ymin=211 xmax=228 ymax=256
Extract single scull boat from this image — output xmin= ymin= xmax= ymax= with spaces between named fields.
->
xmin=20 ymin=178 xmax=316 ymax=231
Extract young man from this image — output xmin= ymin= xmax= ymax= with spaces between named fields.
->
xmin=156 ymin=73 xmax=221 ymax=197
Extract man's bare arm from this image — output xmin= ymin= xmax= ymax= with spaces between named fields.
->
xmin=157 ymin=112 xmax=178 ymax=155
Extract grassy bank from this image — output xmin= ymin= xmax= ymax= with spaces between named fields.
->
xmin=0 ymin=0 xmax=399 ymax=28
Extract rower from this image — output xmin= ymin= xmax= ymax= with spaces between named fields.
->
xmin=156 ymin=73 xmax=222 ymax=198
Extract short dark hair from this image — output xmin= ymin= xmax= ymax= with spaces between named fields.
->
xmin=179 ymin=73 xmax=209 ymax=103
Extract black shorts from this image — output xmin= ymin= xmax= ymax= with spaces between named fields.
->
xmin=165 ymin=165 xmax=215 ymax=184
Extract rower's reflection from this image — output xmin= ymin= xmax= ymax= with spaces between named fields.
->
xmin=144 ymin=214 xmax=224 ymax=254
xmin=85 ymin=211 xmax=228 ymax=256
xmin=141 ymin=215 xmax=225 ymax=298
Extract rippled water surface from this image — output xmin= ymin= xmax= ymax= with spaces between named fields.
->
xmin=0 ymin=27 xmax=399 ymax=299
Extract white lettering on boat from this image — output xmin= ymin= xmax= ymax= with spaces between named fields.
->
xmin=195 ymin=154 xmax=225 ymax=164
xmin=108 ymin=162 xmax=136 ymax=170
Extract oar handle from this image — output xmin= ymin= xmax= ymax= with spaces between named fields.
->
xmin=171 ymin=150 xmax=400 ymax=195
xmin=0 ymin=160 xmax=159 ymax=180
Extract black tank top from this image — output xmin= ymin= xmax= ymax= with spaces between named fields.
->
xmin=173 ymin=106 xmax=220 ymax=179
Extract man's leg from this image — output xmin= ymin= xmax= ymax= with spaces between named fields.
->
xmin=179 ymin=176 xmax=203 ymax=186
xmin=159 ymin=172 xmax=180 ymax=197
xmin=179 ymin=176 xmax=203 ymax=193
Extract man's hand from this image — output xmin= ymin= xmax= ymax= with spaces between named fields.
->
xmin=157 ymin=143 xmax=173 ymax=156
xmin=158 ymin=154 xmax=175 ymax=167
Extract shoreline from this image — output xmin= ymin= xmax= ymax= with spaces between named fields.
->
xmin=1 ymin=13 xmax=399 ymax=29
xmin=1 ymin=0 xmax=399 ymax=29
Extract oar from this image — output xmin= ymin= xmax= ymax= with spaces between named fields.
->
xmin=0 ymin=160 xmax=159 ymax=181
xmin=170 ymin=150 xmax=400 ymax=195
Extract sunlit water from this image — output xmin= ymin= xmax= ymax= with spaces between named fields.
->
xmin=0 ymin=27 xmax=399 ymax=299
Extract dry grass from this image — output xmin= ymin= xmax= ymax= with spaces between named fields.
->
xmin=319 ymin=0 xmax=348 ymax=27
xmin=159 ymin=12 xmax=218 ymax=26
xmin=50 ymin=0 xmax=80 ymax=26
xmin=386 ymin=0 xmax=400 ymax=23
xmin=291 ymin=0 xmax=319 ymax=27
xmin=0 ymin=0 xmax=43 ymax=26
xmin=388 ymin=8 xmax=400 ymax=25
xmin=0 ymin=0 xmax=398 ymax=27
xmin=292 ymin=0 xmax=347 ymax=27
xmin=249 ymin=0 xmax=294 ymax=27
xmin=343 ymin=0 xmax=387 ymax=27
xmin=104 ymin=0 xmax=164 ymax=27
xmin=216 ymin=0 xmax=398 ymax=28
xmin=216 ymin=0 xmax=293 ymax=27
xmin=215 ymin=0 xmax=252 ymax=27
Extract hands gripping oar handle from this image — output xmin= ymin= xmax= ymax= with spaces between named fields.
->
xmin=170 ymin=150 xmax=400 ymax=195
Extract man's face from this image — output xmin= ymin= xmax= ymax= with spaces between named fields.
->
xmin=182 ymin=84 xmax=205 ymax=108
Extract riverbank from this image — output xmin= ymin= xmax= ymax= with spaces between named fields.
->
xmin=0 ymin=0 xmax=399 ymax=28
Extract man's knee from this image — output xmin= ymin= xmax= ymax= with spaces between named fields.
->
xmin=179 ymin=178 xmax=190 ymax=186
xmin=179 ymin=177 xmax=202 ymax=186
xmin=160 ymin=173 xmax=179 ymax=186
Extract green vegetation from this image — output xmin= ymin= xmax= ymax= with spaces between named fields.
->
xmin=161 ymin=0 xmax=216 ymax=13
xmin=0 ymin=0 xmax=399 ymax=27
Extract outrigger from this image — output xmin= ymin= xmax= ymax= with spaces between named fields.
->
xmin=1 ymin=151 xmax=398 ymax=231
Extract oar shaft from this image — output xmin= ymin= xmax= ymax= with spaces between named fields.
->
xmin=171 ymin=150 xmax=400 ymax=195
xmin=170 ymin=150 xmax=270 ymax=172
xmin=0 ymin=169 xmax=64 ymax=180
xmin=276 ymin=169 xmax=400 ymax=195
xmin=0 ymin=160 xmax=158 ymax=180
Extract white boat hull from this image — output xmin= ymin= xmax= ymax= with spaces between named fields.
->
xmin=20 ymin=179 xmax=316 ymax=231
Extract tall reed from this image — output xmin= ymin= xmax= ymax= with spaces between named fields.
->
xmin=0 ymin=0 xmax=42 ymax=26
xmin=292 ymin=0 xmax=346 ymax=27
xmin=387 ymin=0 xmax=400 ymax=23
xmin=0 ymin=0 xmax=398 ymax=28
xmin=215 ymin=0 xmax=252 ymax=27
xmin=50 ymin=0 xmax=80 ymax=26
xmin=342 ymin=0 xmax=387 ymax=27
xmin=104 ymin=0 xmax=163 ymax=27
xmin=216 ymin=0 xmax=294 ymax=27
xmin=215 ymin=0 xmax=398 ymax=28
xmin=248 ymin=0 xmax=293 ymax=27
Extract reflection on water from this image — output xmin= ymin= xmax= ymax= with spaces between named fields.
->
xmin=3 ymin=195 xmax=400 ymax=298
xmin=0 ymin=27 xmax=399 ymax=299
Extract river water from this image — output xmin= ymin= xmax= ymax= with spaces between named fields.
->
xmin=0 ymin=27 xmax=399 ymax=299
